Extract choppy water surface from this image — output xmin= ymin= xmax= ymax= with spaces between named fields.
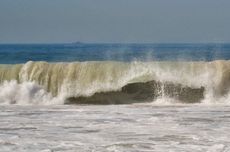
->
xmin=0 ymin=104 xmax=230 ymax=152
xmin=1 ymin=44 xmax=230 ymax=151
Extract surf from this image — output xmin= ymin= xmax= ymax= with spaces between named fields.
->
xmin=0 ymin=60 xmax=230 ymax=105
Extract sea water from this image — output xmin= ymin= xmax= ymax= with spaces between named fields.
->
xmin=0 ymin=43 xmax=230 ymax=151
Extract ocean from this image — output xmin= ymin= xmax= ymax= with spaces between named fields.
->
xmin=0 ymin=43 xmax=230 ymax=151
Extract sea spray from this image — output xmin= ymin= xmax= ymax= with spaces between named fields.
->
xmin=0 ymin=60 xmax=230 ymax=104
xmin=0 ymin=80 xmax=64 ymax=105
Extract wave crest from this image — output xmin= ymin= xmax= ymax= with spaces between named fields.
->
xmin=0 ymin=60 xmax=230 ymax=105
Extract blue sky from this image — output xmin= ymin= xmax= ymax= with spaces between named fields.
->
xmin=0 ymin=0 xmax=230 ymax=43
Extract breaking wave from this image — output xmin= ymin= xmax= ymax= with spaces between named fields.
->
xmin=0 ymin=60 xmax=230 ymax=105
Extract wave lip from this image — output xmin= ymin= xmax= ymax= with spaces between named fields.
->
xmin=0 ymin=60 xmax=230 ymax=105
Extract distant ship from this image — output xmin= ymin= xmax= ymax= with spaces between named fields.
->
xmin=72 ymin=41 xmax=85 ymax=45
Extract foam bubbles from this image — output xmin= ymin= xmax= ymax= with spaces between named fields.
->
xmin=0 ymin=80 xmax=63 ymax=105
xmin=1 ymin=60 xmax=230 ymax=105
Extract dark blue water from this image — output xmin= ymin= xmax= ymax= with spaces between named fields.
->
xmin=0 ymin=43 xmax=230 ymax=64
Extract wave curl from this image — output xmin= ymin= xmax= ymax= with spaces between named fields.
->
xmin=0 ymin=60 xmax=230 ymax=104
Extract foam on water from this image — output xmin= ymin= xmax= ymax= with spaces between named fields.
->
xmin=0 ymin=60 xmax=230 ymax=105
xmin=0 ymin=81 xmax=63 ymax=105
xmin=0 ymin=105 xmax=230 ymax=151
xmin=0 ymin=44 xmax=230 ymax=151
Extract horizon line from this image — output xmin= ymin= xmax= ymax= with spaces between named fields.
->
xmin=0 ymin=42 xmax=230 ymax=45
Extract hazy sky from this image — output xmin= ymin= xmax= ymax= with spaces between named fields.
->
xmin=0 ymin=0 xmax=230 ymax=43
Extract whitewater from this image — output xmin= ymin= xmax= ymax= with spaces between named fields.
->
xmin=0 ymin=60 xmax=230 ymax=105
xmin=1 ymin=44 xmax=230 ymax=151
xmin=1 ymin=105 xmax=230 ymax=152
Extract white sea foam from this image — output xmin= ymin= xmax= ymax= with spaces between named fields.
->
xmin=0 ymin=60 xmax=230 ymax=105
xmin=0 ymin=81 xmax=63 ymax=105
xmin=0 ymin=105 xmax=230 ymax=151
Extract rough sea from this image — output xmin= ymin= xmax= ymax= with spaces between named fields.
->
xmin=0 ymin=43 xmax=230 ymax=151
